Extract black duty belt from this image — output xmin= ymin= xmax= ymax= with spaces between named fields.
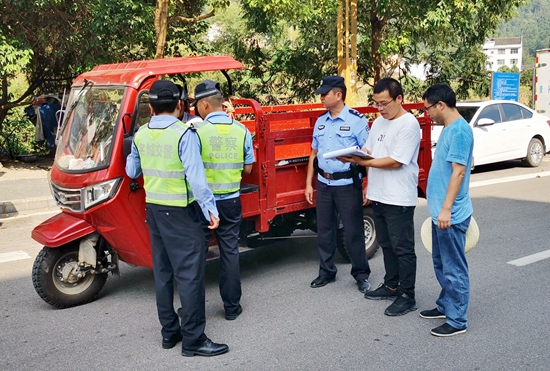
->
xmin=319 ymin=169 xmax=353 ymax=180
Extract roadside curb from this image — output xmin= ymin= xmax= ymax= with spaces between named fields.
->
xmin=0 ymin=196 xmax=58 ymax=219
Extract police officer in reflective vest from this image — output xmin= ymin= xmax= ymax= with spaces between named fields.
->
xmin=125 ymin=80 xmax=229 ymax=357
xmin=305 ymin=76 xmax=372 ymax=293
xmin=193 ymin=79 xmax=255 ymax=320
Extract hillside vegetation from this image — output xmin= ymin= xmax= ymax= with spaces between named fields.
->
xmin=497 ymin=0 xmax=550 ymax=63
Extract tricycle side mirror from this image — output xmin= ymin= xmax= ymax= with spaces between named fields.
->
xmin=475 ymin=118 xmax=495 ymax=127
xmin=121 ymin=113 xmax=132 ymax=135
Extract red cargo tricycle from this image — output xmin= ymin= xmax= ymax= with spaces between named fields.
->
xmin=31 ymin=56 xmax=432 ymax=308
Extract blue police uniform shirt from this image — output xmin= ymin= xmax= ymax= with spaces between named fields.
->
xmin=125 ymin=115 xmax=219 ymax=221
xmin=311 ymin=104 xmax=370 ymax=186
xmin=198 ymin=111 xmax=255 ymax=201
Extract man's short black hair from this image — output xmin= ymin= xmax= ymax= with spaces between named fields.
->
xmin=373 ymin=77 xmax=403 ymax=100
xmin=333 ymin=86 xmax=347 ymax=101
xmin=422 ymin=83 xmax=457 ymax=109
xmin=150 ymin=100 xmax=178 ymax=115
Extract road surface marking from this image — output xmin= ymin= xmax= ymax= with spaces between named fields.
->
xmin=470 ymin=172 xmax=550 ymax=188
xmin=507 ymin=249 xmax=550 ymax=266
xmin=0 ymin=251 xmax=31 ymax=263
xmin=1 ymin=209 xmax=59 ymax=221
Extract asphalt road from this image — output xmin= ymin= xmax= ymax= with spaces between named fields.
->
xmin=1 ymin=158 xmax=550 ymax=371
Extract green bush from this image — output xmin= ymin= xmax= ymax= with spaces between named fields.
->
xmin=0 ymin=110 xmax=47 ymax=159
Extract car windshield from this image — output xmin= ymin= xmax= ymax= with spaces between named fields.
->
xmin=456 ymin=106 xmax=479 ymax=124
xmin=55 ymin=86 xmax=125 ymax=172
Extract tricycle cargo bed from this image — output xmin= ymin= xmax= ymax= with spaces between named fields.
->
xmin=231 ymin=100 xmax=432 ymax=233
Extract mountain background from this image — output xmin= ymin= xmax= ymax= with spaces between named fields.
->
xmin=497 ymin=0 xmax=550 ymax=65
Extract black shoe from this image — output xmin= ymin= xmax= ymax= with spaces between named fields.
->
xmin=182 ymin=339 xmax=229 ymax=357
xmin=384 ymin=293 xmax=417 ymax=316
xmin=364 ymin=284 xmax=398 ymax=300
xmin=420 ymin=308 xmax=446 ymax=319
xmin=162 ymin=333 xmax=182 ymax=349
xmin=225 ymin=305 xmax=243 ymax=321
xmin=357 ymin=278 xmax=371 ymax=293
xmin=431 ymin=323 xmax=467 ymax=337
xmin=310 ymin=275 xmax=335 ymax=288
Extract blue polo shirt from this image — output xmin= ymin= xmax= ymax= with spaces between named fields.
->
xmin=312 ymin=104 xmax=369 ymax=186
xmin=427 ymin=117 xmax=474 ymax=224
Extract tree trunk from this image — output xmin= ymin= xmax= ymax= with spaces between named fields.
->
xmin=370 ymin=7 xmax=386 ymax=83
xmin=154 ymin=0 xmax=170 ymax=59
xmin=0 ymin=76 xmax=8 ymax=133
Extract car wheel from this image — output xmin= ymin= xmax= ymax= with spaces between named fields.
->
xmin=523 ymin=138 xmax=544 ymax=167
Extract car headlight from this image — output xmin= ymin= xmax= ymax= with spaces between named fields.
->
xmin=83 ymin=178 xmax=122 ymax=210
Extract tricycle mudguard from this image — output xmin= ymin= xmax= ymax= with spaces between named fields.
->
xmin=31 ymin=212 xmax=96 ymax=248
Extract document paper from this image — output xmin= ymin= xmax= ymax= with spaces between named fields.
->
xmin=322 ymin=146 xmax=374 ymax=159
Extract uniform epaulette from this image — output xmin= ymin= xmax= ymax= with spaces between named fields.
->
xmin=349 ymin=108 xmax=364 ymax=118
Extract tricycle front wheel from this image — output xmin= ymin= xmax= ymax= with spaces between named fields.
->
xmin=32 ymin=244 xmax=108 ymax=309
xmin=337 ymin=206 xmax=379 ymax=261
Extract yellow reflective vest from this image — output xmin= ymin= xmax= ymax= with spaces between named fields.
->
xmin=134 ymin=120 xmax=194 ymax=206
xmin=195 ymin=120 xmax=247 ymax=194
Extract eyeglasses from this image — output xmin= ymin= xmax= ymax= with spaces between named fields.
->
xmin=371 ymin=98 xmax=395 ymax=110
xmin=425 ymin=101 xmax=439 ymax=111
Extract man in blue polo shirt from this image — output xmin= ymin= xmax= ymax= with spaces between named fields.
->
xmin=421 ymin=83 xmax=474 ymax=337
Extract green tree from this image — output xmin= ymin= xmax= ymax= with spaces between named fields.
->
xmin=0 ymin=0 xmax=158 ymax=131
xmin=237 ymin=0 xmax=526 ymax=99
xmin=0 ymin=0 xmax=221 ymax=130
xmin=497 ymin=0 xmax=550 ymax=65
xmin=0 ymin=31 xmax=33 ymax=129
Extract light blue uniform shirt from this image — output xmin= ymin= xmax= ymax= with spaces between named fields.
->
xmin=312 ymin=104 xmax=370 ymax=186
xmin=427 ymin=117 xmax=474 ymax=224
xmin=197 ymin=111 xmax=255 ymax=201
xmin=125 ymin=115 xmax=219 ymax=221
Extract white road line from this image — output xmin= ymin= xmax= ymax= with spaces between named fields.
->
xmin=470 ymin=172 xmax=550 ymax=188
xmin=1 ymin=209 xmax=59 ymax=221
xmin=0 ymin=251 xmax=31 ymax=264
xmin=507 ymin=249 xmax=550 ymax=266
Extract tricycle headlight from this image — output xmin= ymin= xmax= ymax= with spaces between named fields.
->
xmin=83 ymin=178 xmax=121 ymax=210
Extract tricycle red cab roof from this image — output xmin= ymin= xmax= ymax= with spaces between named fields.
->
xmin=72 ymin=56 xmax=245 ymax=87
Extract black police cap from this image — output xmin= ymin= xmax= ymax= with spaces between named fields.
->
xmin=149 ymin=80 xmax=180 ymax=102
xmin=314 ymin=76 xmax=346 ymax=94
xmin=192 ymin=80 xmax=221 ymax=106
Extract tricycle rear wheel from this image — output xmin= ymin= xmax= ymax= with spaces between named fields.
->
xmin=32 ymin=244 xmax=108 ymax=309
xmin=337 ymin=206 xmax=379 ymax=261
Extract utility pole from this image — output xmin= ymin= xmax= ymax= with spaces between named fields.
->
xmin=337 ymin=0 xmax=358 ymax=106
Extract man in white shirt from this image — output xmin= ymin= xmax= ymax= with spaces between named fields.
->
xmin=339 ymin=77 xmax=421 ymax=316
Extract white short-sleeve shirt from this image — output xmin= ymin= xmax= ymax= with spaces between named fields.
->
xmin=365 ymin=112 xmax=421 ymax=206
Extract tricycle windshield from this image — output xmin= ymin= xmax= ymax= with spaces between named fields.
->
xmin=55 ymin=86 xmax=125 ymax=172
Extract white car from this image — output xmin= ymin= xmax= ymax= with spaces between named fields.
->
xmin=430 ymin=100 xmax=550 ymax=168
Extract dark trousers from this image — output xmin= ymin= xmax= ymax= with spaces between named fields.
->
xmin=204 ymin=197 xmax=242 ymax=315
xmin=146 ymin=202 xmax=207 ymax=348
xmin=316 ymin=180 xmax=370 ymax=280
xmin=371 ymin=201 xmax=416 ymax=297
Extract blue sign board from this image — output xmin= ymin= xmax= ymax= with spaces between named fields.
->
xmin=491 ymin=72 xmax=520 ymax=101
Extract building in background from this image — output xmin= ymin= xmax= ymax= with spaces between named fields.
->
xmin=483 ymin=37 xmax=523 ymax=71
